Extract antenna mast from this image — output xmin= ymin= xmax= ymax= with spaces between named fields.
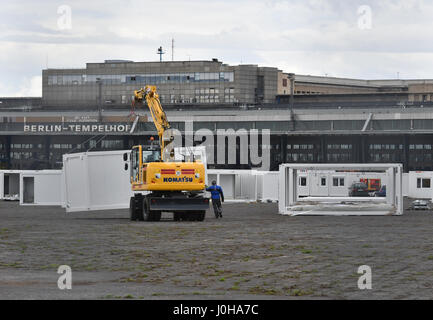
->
xmin=171 ymin=38 xmax=174 ymax=61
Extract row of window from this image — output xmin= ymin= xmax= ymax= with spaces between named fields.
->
xmin=163 ymin=95 xmax=237 ymax=104
xmin=287 ymin=143 xmax=433 ymax=151
xmin=286 ymin=151 xmax=433 ymax=163
xmin=287 ymin=144 xmax=315 ymax=150
xmin=10 ymin=152 xmax=41 ymax=160
xmin=369 ymin=143 xmax=433 ymax=150
xmin=8 ymin=142 xmax=125 ymax=151
xmin=327 ymin=153 xmax=352 ymax=162
xmin=52 ymin=144 xmax=73 ymax=149
xmin=417 ymin=178 xmax=431 ymax=188
xmin=409 ymin=144 xmax=433 ymax=150
xmin=10 ymin=143 xmax=78 ymax=150
xmin=47 ymin=72 xmax=235 ymax=85
xmin=369 ymin=153 xmax=403 ymax=162
xmin=369 ymin=144 xmax=404 ymax=150
xmin=11 ymin=144 xmax=43 ymax=149
xmin=298 ymin=177 xmax=345 ymax=187
xmin=286 ymin=153 xmax=314 ymax=162
xmin=328 ymin=144 xmax=352 ymax=150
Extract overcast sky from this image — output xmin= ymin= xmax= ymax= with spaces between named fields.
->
xmin=1 ymin=0 xmax=433 ymax=97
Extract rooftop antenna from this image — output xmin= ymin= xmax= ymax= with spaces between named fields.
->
xmin=171 ymin=38 xmax=174 ymax=61
xmin=157 ymin=46 xmax=165 ymax=62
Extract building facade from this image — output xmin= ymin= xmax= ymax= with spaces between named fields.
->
xmin=4 ymin=59 xmax=433 ymax=172
xmin=2 ymin=107 xmax=433 ymax=172
xmin=42 ymin=60 xmax=280 ymax=108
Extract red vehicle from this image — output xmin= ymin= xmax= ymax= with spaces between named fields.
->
xmin=360 ymin=178 xmax=381 ymax=191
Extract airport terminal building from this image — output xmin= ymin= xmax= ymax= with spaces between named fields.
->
xmin=3 ymin=59 xmax=433 ymax=171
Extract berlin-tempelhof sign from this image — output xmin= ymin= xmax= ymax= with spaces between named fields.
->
xmin=23 ymin=124 xmax=132 ymax=133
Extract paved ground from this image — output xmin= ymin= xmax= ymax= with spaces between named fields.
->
xmin=1 ymin=199 xmax=433 ymax=299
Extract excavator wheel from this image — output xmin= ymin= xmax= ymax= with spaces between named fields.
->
xmin=129 ymin=197 xmax=137 ymax=221
xmin=130 ymin=196 xmax=143 ymax=221
xmin=141 ymin=198 xmax=151 ymax=221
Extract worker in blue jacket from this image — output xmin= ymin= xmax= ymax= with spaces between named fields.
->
xmin=206 ymin=180 xmax=224 ymax=218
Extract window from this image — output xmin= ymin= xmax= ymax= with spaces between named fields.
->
xmin=333 ymin=177 xmax=344 ymax=186
xmin=299 ymin=177 xmax=307 ymax=186
xmin=101 ymin=140 xmax=123 ymax=149
xmin=417 ymin=178 xmax=431 ymax=188
xmin=142 ymin=150 xmax=161 ymax=163
xmin=333 ymin=178 xmax=338 ymax=186
xmin=321 ymin=177 xmax=326 ymax=186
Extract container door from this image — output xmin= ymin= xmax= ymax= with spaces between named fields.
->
xmin=317 ymin=175 xmax=329 ymax=196
xmin=23 ymin=177 xmax=34 ymax=204
xmin=3 ymin=175 xmax=9 ymax=197
xmin=298 ymin=174 xmax=309 ymax=197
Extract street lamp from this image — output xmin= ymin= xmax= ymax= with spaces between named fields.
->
xmin=96 ymin=78 xmax=102 ymax=121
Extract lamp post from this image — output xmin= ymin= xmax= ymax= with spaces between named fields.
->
xmin=288 ymin=73 xmax=295 ymax=131
xmin=96 ymin=78 xmax=102 ymax=121
xmin=288 ymin=73 xmax=295 ymax=113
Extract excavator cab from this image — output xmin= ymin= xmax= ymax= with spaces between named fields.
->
xmin=130 ymin=145 xmax=161 ymax=185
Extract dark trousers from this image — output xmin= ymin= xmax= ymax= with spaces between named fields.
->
xmin=212 ymin=198 xmax=222 ymax=217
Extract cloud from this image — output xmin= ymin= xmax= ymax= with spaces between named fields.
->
xmin=2 ymin=0 xmax=433 ymax=96
xmin=0 ymin=76 xmax=42 ymax=97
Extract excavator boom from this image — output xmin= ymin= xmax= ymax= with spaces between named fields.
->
xmin=134 ymin=86 xmax=171 ymax=160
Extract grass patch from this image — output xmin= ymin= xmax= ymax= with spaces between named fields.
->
xmin=248 ymin=286 xmax=280 ymax=295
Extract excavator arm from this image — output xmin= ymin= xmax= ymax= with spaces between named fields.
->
xmin=134 ymin=86 xmax=172 ymax=160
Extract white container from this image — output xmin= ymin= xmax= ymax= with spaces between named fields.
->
xmin=402 ymin=173 xmax=409 ymax=197
xmin=407 ymin=171 xmax=433 ymax=199
xmin=0 ymin=170 xmax=23 ymax=201
xmin=279 ymin=163 xmax=403 ymax=216
xmin=255 ymin=171 xmax=279 ymax=202
xmin=20 ymin=170 xmax=63 ymax=206
xmin=63 ymin=150 xmax=134 ymax=212
xmin=297 ymin=170 xmax=387 ymax=197
xmin=206 ymin=169 xmax=259 ymax=202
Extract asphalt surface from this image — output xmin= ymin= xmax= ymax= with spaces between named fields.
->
xmin=1 ymin=198 xmax=433 ymax=299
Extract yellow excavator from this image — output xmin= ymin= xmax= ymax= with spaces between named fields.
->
xmin=126 ymin=85 xmax=209 ymax=222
